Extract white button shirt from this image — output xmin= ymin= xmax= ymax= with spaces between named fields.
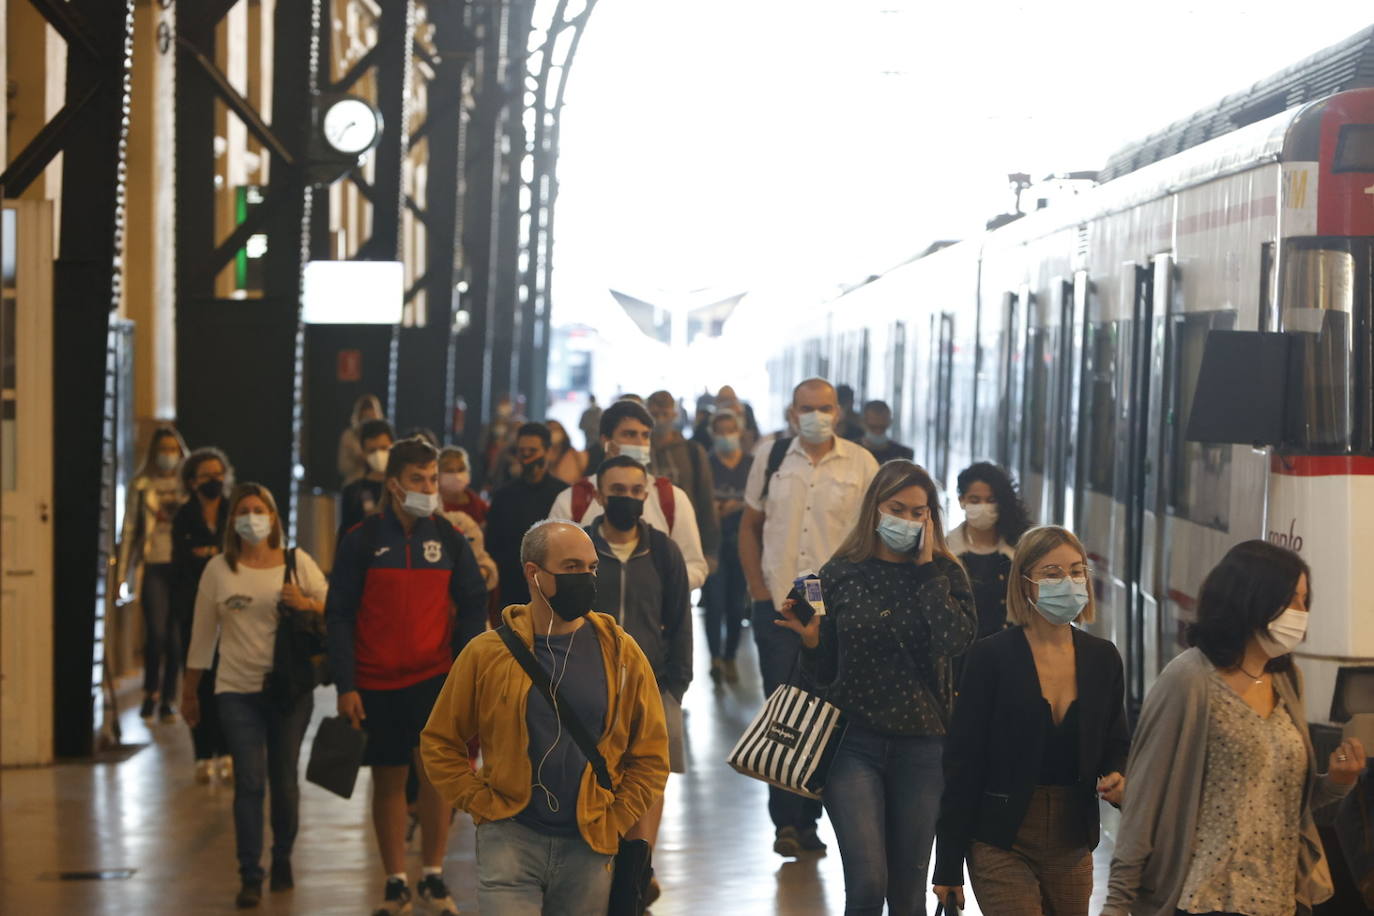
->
xmin=744 ymin=435 xmax=879 ymax=609
xmin=547 ymin=475 xmax=708 ymax=590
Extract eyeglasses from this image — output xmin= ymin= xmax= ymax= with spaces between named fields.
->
xmin=1027 ymin=566 xmax=1093 ymax=586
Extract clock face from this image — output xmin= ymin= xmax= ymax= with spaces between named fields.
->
xmin=321 ymin=98 xmax=380 ymax=155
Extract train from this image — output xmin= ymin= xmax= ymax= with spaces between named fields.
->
xmin=727 ymin=74 xmax=1374 ymax=747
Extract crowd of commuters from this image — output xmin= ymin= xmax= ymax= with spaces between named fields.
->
xmin=116 ymin=375 xmax=1369 ymax=916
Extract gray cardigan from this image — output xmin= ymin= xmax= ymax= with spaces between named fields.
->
xmin=1102 ymin=647 xmax=1350 ymax=916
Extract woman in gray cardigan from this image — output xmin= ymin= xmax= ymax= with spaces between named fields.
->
xmin=1102 ymin=540 xmax=1365 ymax=916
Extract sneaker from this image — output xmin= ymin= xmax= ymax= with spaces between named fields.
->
xmin=722 ymin=658 xmax=740 ymax=684
xmin=218 ymin=755 xmax=234 ymax=782
xmin=709 ymin=658 xmax=725 ymax=685
xmin=773 ymin=826 xmax=803 ymax=858
xmin=235 ymin=880 xmax=262 ymax=909
xmin=195 ymin=759 xmax=213 ymax=784
xmin=159 ymin=703 xmax=177 ymax=724
xmin=416 ymin=873 xmax=458 ymax=914
xmin=372 ymin=877 xmax=413 ymax=916
xmin=270 ymin=859 xmax=293 ymax=892
xmin=139 ymin=697 xmax=156 ymax=720
xmin=798 ymin=826 xmax=827 ymax=853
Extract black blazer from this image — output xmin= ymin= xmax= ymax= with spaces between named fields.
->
xmin=932 ymin=625 xmax=1130 ymax=886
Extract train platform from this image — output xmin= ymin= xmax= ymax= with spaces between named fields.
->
xmin=1 ymin=614 xmax=1115 ymax=915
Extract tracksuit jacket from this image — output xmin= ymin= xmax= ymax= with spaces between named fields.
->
xmin=325 ymin=506 xmax=488 ymax=694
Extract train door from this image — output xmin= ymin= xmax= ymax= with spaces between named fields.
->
xmin=1023 ymin=286 xmax=1061 ymax=524
xmin=1059 ymin=272 xmax=1090 ymax=529
xmin=1 ymin=201 xmax=55 ymax=765
xmin=928 ymin=312 xmax=954 ymax=484
xmin=999 ymin=286 xmax=1030 ymax=475
xmin=890 ymin=321 xmax=907 ymax=444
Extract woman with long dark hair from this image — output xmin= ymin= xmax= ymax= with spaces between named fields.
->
xmin=171 ymin=446 xmax=235 ymax=783
xmin=775 ymin=459 xmax=977 ymax=915
xmin=1104 ymin=540 xmax=1365 ymax=916
xmin=947 ymin=462 xmax=1033 ymax=638
xmin=118 ymin=424 xmax=190 ymax=722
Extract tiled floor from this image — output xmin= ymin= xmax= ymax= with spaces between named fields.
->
xmin=2 ymin=615 xmax=1113 ymax=914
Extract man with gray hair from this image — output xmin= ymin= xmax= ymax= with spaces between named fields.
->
xmin=421 ymin=520 xmax=669 ymax=913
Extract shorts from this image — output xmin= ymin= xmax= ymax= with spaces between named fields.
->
xmin=359 ymin=673 xmax=447 ymax=767
xmin=662 ymin=690 xmax=686 ymax=774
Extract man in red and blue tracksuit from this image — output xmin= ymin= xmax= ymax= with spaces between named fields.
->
xmin=326 ymin=435 xmax=487 ymax=916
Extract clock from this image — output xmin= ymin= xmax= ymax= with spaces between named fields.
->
xmin=320 ymin=96 xmax=383 ymax=156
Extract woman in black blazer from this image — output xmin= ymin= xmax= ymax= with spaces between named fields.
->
xmin=932 ymin=525 xmax=1130 ymax=916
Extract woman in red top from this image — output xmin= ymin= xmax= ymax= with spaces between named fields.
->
xmin=438 ymin=446 xmax=488 ymax=526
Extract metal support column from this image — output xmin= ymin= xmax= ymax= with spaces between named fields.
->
xmin=175 ymin=0 xmax=322 ymax=539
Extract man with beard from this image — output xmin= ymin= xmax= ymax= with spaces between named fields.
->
xmin=486 ymin=422 xmax=570 ymax=607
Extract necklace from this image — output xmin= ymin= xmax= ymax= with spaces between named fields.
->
xmin=1235 ymin=662 xmax=1266 ymax=685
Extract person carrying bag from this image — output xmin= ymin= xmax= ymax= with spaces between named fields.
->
xmin=267 ymin=548 xmax=331 ymax=712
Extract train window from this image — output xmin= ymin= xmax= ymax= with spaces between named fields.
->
xmin=1280 ymin=244 xmax=1361 ymax=451
xmin=1333 ymin=125 xmax=1374 ymax=173
xmin=1170 ymin=310 xmax=1237 ymax=530
xmin=891 ymin=322 xmax=906 ymax=441
xmin=1083 ymin=321 xmax=1119 ymax=494
xmin=1026 ymin=327 xmax=1050 ymax=475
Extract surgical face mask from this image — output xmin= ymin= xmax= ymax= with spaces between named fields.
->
xmin=1028 ymin=577 xmax=1089 ymax=626
xmin=156 ymin=452 xmax=179 ymax=472
xmin=235 ymin=512 xmax=273 ymax=545
xmin=439 ymin=472 xmax=469 ymax=499
xmin=797 ymin=410 xmax=835 ymax=445
xmin=876 ymin=511 xmax=924 ymax=554
xmin=536 ymin=570 xmax=597 ymax=622
xmin=964 ymin=503 xmax=999 ymax=531
xmin=1257 ymin=607 xmax=1308 ymax=657
xmin=863 ymin=431 xmax=889 ymax=448
xmin=398 ymin=487 xmax=439 ymax=518
xmin=197 ymin=479 xmax=225 ymax=501
xmin=714 ymin=433 xmax=741 ymax=456
xmin=617 ymin=443 xmax=652 ymax=467
xmin=366 ymin=449 xmax=390 ymax=474
xmin=603 ymin=495 xmax=644 ymax=531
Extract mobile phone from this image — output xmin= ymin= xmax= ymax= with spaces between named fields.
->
xmin=785 ymin=573 xmax=825 ymax=625
xmin=784 ymin=583 xmax=816 ymax=625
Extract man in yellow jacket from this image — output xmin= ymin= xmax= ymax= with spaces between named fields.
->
xmin=421 ymin=520 xmax=670 ymax=912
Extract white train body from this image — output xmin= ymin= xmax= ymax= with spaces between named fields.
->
xmin=733 ymin=88 xmax=1374 ymax=736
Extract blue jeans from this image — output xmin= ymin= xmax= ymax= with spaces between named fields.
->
xmin=823 ymin=723 xmax=944 ymax=916
xmin=475 ymin=819 xmax=615 ymax=916
xmin=751 ymin=599 xmax=823 ymax=831
xmin=217 ymin=691 xmax=314 ymax=883
xmin=703 ymin=527 xmax=747 ymax=661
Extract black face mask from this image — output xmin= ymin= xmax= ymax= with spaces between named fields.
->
xmin=197 ymin=479 xmax=224 ymax=500
xmin=537 ymin=570 xmax=597 ymax=622
xmin=603 ymin=495 xmax=644 ymax=531
xmin=521 ymin=456 xmax=546 ymax=478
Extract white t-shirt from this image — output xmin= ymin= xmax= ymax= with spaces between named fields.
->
xmin=187 ymin=550 xmax=329 ymax=695
xmin=547 ymin=475 xmax=708 ymax=589
xmin=743 ymin=435 xmax=879 ymax=608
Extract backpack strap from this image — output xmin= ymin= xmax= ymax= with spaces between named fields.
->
xmin=496 ymin=625 xmax=613 ymax=791
xmin=760 ymin=436 xmax=793 ymax=501
xmin=570 ymin=478 xmax=596 ymax=523
xmin=653 ymin=477 xmax=675 ymax=530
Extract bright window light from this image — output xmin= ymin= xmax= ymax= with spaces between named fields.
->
xmin=302 ymin=260 xmax=403 ymax=324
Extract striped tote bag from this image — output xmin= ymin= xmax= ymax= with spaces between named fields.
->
xmin=727 ymin=683 xmax=847 ymax=800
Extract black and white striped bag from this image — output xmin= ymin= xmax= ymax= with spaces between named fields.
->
xmin=727 ymin=683 xmax=847 ymax=799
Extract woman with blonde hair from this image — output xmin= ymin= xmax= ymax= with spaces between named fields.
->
xmin=932 ymin=525 xmax=1129 ymax=915
xmin=775 ymin=459 xmax=977 ymax=915
xmin=183 ymin=483 xmax=328 ymax=909
xmin=337 ymin=393 xmax=384 ymax=486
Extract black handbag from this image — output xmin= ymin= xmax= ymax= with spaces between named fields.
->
xmin=267 ymin=549 xmax=331 ymax=712
xmin=306 ymin=715 xmax=368 ymax=799
xmin=496 ymin=626 xmax=654 ymax=916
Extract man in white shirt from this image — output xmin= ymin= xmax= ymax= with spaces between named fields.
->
xmin=739 ymin=377 xmax=879 ymax=857
xmin=548 ymin=399 xmax=709 ymax=589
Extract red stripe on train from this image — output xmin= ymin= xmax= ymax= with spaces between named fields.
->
xmin=1270 ymin=455 xmax=1374 ymax=476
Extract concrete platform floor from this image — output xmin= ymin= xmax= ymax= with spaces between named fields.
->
xmin=3 ymin=615 xmax=1112 ymax=914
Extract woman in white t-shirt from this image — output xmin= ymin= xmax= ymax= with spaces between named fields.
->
xmin=183 ymin=483 xmax=328 ymax=910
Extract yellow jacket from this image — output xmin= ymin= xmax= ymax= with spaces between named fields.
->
xmin=420 ymin=603 xmax=670 ymax=855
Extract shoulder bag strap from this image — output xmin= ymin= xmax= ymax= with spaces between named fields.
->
xmin=284 ymin=547 xmax=297 ymax=585
xmin=496 ymin=625 xmax=613 ymax=791
xmin=653 ymin=476 xmax=675 ymax=530
xmin=760 ymin=436 xmax=792 ymax=501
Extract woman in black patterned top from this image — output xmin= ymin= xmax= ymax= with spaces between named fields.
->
xmin=777 ymin=459 xmax=976 ymax=916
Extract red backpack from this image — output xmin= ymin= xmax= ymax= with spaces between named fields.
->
xmin=569 ymin=476 xmax=676 ymax=529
